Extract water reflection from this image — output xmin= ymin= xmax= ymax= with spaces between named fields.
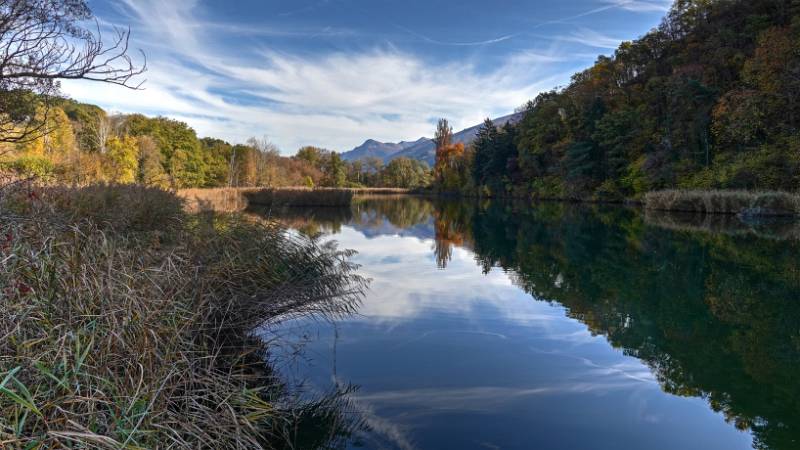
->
xmin=259 ymin=197 xmax=800 ymax=450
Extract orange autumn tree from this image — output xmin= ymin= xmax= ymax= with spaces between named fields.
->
xmin=433 ymin=118 xmax=472 ymax=192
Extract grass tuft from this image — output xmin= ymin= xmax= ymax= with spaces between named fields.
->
xmin=0 ymin=182 xmax=366 ymax=448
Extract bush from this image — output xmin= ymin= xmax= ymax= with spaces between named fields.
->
xmin=2 ymin=156 xmax=56 ymax=180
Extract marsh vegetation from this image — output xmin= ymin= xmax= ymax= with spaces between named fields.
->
xmin=0 ymin=183 xmax=366 ymax=448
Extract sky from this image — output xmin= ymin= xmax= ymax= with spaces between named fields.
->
xmin=62 ymin=0 xmax=673 ymax=154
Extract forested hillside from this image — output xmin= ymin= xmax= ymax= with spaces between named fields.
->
xmin=440 ymin=0 xmax=800 ymax=199
xmin=0 ymin=99 xmax=431 ymax=189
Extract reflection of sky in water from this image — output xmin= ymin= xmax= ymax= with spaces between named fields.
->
xmin=265 ymin=225 xmax=754 ymax=450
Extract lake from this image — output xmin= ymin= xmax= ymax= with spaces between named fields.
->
xmin=260 ymin=196 xmax=800 ymax=450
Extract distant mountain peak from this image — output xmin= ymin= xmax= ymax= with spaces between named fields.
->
xmin=341 ymin=112 xmax=523 ymax=165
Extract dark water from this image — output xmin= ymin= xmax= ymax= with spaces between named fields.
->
xmin=260 ymin=197 xmax=800 ymax=450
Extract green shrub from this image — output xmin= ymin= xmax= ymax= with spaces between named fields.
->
xmin=3 ymin=156 xmax=56 ymax=180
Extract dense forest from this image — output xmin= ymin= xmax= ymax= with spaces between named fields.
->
xmin=0 ymin=99 xmax=432 ymax=189
xmin=435 ymin=0 xmax=800 ymax=199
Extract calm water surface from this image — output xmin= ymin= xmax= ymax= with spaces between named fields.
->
xmin=260 ymin=197 xmax=800 ymax=450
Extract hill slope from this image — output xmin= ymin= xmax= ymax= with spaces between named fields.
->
xmin=461 ymin=0 xmax=800 ymax=199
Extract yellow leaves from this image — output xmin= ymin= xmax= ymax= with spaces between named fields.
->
xmin=434 ymin=143 xmax=470 ymax=191
xmin=16 ymin=107 xmax=76 ymax=157
xmin=106 ymin=136 xmax=139 ymax=184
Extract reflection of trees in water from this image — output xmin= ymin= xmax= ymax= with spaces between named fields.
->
xmin=352 ymin=195 xmax=434 ymax=230
xmin=436 ymin=200 xmax=800 ymax=450
xmin=252 ymin=196 xmax=437 ymax=240
xmin=256 ymin=196 xmax=800 ymax=448
xmin=431 ymin=199 xmax=475 ymax=268
xmin=248 ymin=205 xmax=354 ymax=237
xmin=645 ymin=209 xmax=800 ymax=241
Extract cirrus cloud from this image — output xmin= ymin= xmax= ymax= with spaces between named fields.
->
xmin=62 ymin=0 xmax=665 ymax=153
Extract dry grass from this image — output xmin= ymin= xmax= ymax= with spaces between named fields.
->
xmin=644 ymin=190 xmax=800 ymax=216
xmin=0 ymin=183 xmax=366 ymax=449
xmin=179 ymin=187 xmax=254 ymax=213
xmin=244 ymin=188 xmax=355 ymax=207
xmin=178 ymin=187 xmax=419 ymax=213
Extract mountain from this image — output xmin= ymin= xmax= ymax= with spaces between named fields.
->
xmin=341 ymin=137 xmax=428 ymax=163
xmin=342 ymin=112 xmax=524 ymax=166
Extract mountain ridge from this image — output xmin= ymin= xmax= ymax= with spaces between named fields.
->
xmin=342 ymin=112 xmax=523 ymax=166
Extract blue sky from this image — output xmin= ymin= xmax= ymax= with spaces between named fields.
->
xmin=63 ymin=0 xmax=672 ymax=153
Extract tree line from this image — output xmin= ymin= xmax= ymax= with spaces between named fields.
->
xmin=0 ymin=98 xmax=433 ymax=189
xmin=434 ymin=0 xmax=800 ymax=199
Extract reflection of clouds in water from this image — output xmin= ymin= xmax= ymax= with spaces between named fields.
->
xmin=527 ymin=345 xmax=658 ymax=385
xmin=354 ymin=377 xmax=653 ymax=413
xmin=331 ymin=226 xmax=570 ymax=331
xmin=388 ymin=329 xmax=509 ymax=350
xmin=341 ymin=390 xmax=418 ymax=450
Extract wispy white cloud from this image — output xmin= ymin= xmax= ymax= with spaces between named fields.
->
xmin=604 ymin=0 xmax=672 ymax=13
xmin=62 ymin=0 xmax=584 ymax=153
xmin=65 ymin=0 xmax=668 ymax=153
xmin=526 ymin=0 xmax=671 ymax=29
xmin=394 ymin=24 xmax=517 ymax=47
xmin=559 ymin=28 xmax=630 ymax=49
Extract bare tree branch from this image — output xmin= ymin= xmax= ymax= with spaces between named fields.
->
xmin=0 ymin=0 xmax=146 ymax=144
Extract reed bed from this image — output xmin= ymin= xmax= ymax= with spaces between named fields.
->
xmin=178 ymin=187 xmax=419 ymax=213
xmin=644 ymin=190 xmax=800 ymax=216
xmin=244 ymin=188 xmax=355 ymax=207
xmin=179 ymin=187 xmax=254 ymax=213
xmin=0 ymin=183 xmax=366 ymax=449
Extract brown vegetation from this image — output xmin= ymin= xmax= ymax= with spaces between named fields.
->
xmin=644 ymin=190 xmax=800 ymax=216
xmin=179 ymin=187 xmax=419 ymax=213
xmin=0 ymin=183 xmax=365 ymax=448
xmin=245 ymin=188 xmax=354 ymax=207
xmin=179 ymin=187 xmax=257 ymax=213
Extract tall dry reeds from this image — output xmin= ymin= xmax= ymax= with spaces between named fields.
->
xmin=244 ymin=188 xmax=354 ymax=207
xmin=644 ymin=190 xmax=800 ymax=216
xmin=179 ymin=187 xmax=253 ymax=213
xmin=0 ymin=183 xmax=365 ymax=448
xmin=178 ymin=187 xmax=421 ymax=213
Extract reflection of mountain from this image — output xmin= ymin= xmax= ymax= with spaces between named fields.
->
xmin=255 ymin=196 xmax=437 ymax=241
xmin=350 ymin=213 xmax=435 ymax=241
xmin=348 ymin=196 xmax=437 ymax=241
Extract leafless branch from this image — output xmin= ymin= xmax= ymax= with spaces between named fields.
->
xmin=0 ymin=0 xmax=146 ymax=143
